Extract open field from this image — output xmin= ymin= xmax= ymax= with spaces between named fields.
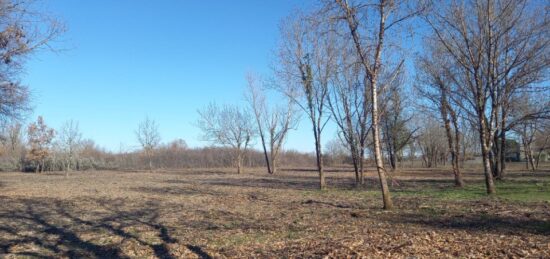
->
xmin=1 ymin=166 xmax=549 ymax=258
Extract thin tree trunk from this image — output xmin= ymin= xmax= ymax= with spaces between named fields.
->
xmin=351 ymin=148 xmax=360 ymax=188
xmin=498 ymin=129 xmax=506 ymax=179
xmin=527 ymin=144 xmax=536 ymax=171
xmin=372 ymin=80 xmax=393 ymax=209
xmin=450 ymin=108 xmax=464 ymax=187
xmin=315 ymin=132 xmax=325 ymax=189
xmin=524 ymin=139 xmax=530 ymax=170
xmin=258 ymin=124 xmax=272 ymax=174
xmin=493 ymin=133 xmax=501 ymax=179
xmin=442 ymin=102 xmax=463 ymax=187
xmin=359 ymin=148 xmax=365 ymax=185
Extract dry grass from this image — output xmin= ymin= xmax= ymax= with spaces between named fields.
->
xmin=0 ymin=165 xmax=549 ymax=258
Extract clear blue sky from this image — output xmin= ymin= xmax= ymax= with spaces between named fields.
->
xmin=23 ymin=0 xmax=338 ymax=152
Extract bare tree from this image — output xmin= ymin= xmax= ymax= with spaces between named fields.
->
xmin=380 ymin=71 xmax=416 ymax=171
xmin=0 ymin=0 xmax=65 ymax=123
xmin=329 ymin=0 xmax=426 ymax=209
xmin=324 ymin=137 xmax=350 ymax=166
xmin=416 ymin=43 xmax=465 ymax=187
xmin=197 ymin=103 xmax=255 ymax=174
xmin=136 ymin=116 xmax=161 ymax=171
xmin=27 ymin=116 xmax=55 ymax=173
xmin=425 ymin=0 xmax=549 ymax=193
xmin=1 ymin=121 xmax=22 ymax=152
xmin=57 ymin=120 xmax=82 ymax=176
xmin=417 ymin=118 xmax=448 ymax=168
xmin=275 ymin=12 xmax=336 ymax=189
xmin=327 ymin=45 xmax=370 ymax=187
xmin=0 ymin=121 xmax=23 ymax=170
xmin=511 ymin=94 xmax=549 ymax=171
xmin=533 ymin=124 xmax=550 ymax=169
xmin=246 ymin=73 xmax=297 ymax=175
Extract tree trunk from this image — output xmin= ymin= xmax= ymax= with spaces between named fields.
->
xmin=389 ymin=149 xmax=397 ymax=171
xmin=261 ymin=134 xmax=272 ymax=174
xmin=450 ymin=108 xmax=464 ymax=187
xmin=489 ymin=148 xmax=497 ymax=178
xmin=479 ymin=117 xmax=496 ymax=195
xmin=372 ymin=80 xmax=393 ymax=209
xmin=66 ymin=159 xmax=70 ymax=178
xmin=527 ymin=144 xmax=536 ymax=171
xmin=523 ymin=140 xmax=534 ymax=170
xmin=359 ymin=149 xmax=365 ymax=185
xmin=271 ymin=155 xmax=277 ymax=175
xmin=237 ymin=152 xmax=243 ymax=174
xmin=270 ymin=146 xmax=278 ymax=175
xmin=442 ymin=105 xmax=463 ymax=187
xmin=498 ymin=129 xmax=506 ymax=179
xmin=493 ymin=132 xmax=501 ymax=179
xmin=352 ymin=149 xmax=360 ymax=188
xmin=314 ymin=131 xmax=325 ymax=190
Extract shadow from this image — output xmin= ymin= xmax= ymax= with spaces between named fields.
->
xmin=160 ymin=169 xmax=233 ymax=177
xmin=0 ymin=197 xmax=180 ymax=258
xmin=386 ymin=212 xmax=550 ymax=236
xmin=202 ymin=176 xmax=355 ymax=191
xmin=129 ymin=186 xmax=222 ymax=197
xmin=302 ymin=199 xmax=355 ymax=209
xmin=186 ymin=245 xmax=212 ymax=259
xmin=279 ymin=167 xmax=357 ymax=173
xmin=196 ymin=172 xmax=364 ymax=191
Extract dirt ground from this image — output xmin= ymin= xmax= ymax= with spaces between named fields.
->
xmin=0 ymin=166 xmax=549 ymax=258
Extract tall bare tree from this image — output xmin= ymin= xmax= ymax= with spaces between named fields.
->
xmin=416 ymin=43 xmax=465 ymax=187
xmin=246 ymin=73 xmax=297 ymax=175
xmin=275 ymin=12 xmax=336 ymax=189
xmin=327 ymin=45 xmax=370 ymax=186
xmin=136 ymin=116 xmax=161 ymax=171
xmin=425 ymin=0 xmax=549 ymax=193
xmin=197 ymin=103 xmax=255 ymax=174
xmin=57 ymin=120 xmax=82 ymax=176
xmin=329 ymin=0 xmax=426 ymax=209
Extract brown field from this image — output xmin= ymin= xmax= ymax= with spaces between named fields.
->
xmin=1 ymin=165 xmax=549 ymax=258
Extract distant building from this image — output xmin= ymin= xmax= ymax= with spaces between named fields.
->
xmin=504 ymin=139 xmax=521 ymax=162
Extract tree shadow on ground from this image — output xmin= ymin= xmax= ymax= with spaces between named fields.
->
xmin=129 ymin=186 xmax=223 ymax=197
xmin=200 ymin=176 xmax=359 ymax=191
xmin=385 ymin=211 xmax=550 ymax=236
xmin=279 ymin=167 xmax=358 ymax=173
xmin=0 ymin=197 xmax=211 ymax=259
xmin=161 ymin=169 xmax=233 ymax=177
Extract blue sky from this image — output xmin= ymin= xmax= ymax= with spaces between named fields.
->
xmin=22 ymin=0 xmax=340 ymax=152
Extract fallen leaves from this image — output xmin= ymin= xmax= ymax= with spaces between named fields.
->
xmin=0 ymin=169 xmax=548 ymax=258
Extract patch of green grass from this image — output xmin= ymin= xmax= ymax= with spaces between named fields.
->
xmin=393 ymin=180 xmax=550 ymax=203
xmin=496 ymin=180 xmax=550 ymax=202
